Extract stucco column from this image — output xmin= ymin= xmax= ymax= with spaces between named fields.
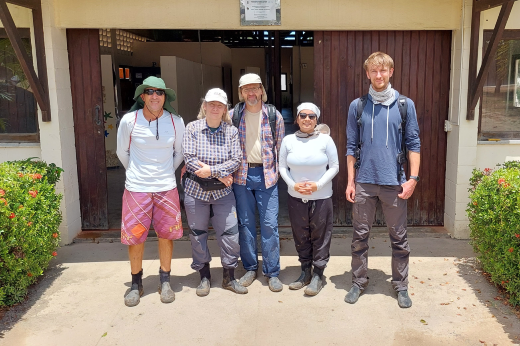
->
xmin=444 ymin=0 xmax=477 ymax=239
xmin=39 ymin=0 xmax=81 ymax=244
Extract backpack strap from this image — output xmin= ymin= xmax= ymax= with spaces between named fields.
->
xmin=397 ymin=95 xmax=408 ymax=180
xmin=128 ymin=111 xmax=177 ymax=151
xmin=232 ymin=102 xmax=244 ymax=128
xmin=354 ymin=95 xmax=368 ymax=169
xmin=128 ymin=110 xmax=138 ymax=150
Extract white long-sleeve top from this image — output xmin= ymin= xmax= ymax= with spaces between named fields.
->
xmin=116 ymin=109 xmax=185 ymax=192
xmin=279 ymin=133 xmax=339 ymax=200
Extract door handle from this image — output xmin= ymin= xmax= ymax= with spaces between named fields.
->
xmin=95 ymin=105 xmax=101 ymax=125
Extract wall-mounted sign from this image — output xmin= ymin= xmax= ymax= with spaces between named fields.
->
xmin=240 ymin=0 xmax=281 ymax=26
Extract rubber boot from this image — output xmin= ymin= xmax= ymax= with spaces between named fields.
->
xmin=196 ymin=263 xmax=211 ymax=297
xmin=289 ymin=263 xmax=312 ymax=290
xmin=223 ymin=268 xmax=248 ymax=294
xmin=158 ymin=267 xmax=175 ymax=303
xmin=238 ymin=270 xmax=257 ymax=287
xmin=304 ymin=266 xmax=324 ymax=296
xmin=397 ymin=290 xmax=413 ymax=308
xmin=124 ymin=269 xmax=144 ymax=307
xmin=344 ymin=285 xmax=362 ymax=304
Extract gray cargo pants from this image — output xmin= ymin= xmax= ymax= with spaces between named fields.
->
xmin=184 ymin=192 xmax=240 ymax=271
xmin=351 ymin=182 xmax=410 ymax=292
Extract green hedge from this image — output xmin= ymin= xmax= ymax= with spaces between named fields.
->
xmin=467 ymin=161 xmax=520 ymax=306
xmin=0 ymin=158 xmax=63 ymax=306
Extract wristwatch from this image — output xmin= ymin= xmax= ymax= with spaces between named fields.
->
xmin=409 ymin=175 xmax=420 ymax=182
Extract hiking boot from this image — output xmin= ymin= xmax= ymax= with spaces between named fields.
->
xmin=196 ymin=277 xmax=211 ymax=297
xmin=158 ymin=267 xmax=175 ymax=303
xmin=158 ymin=282 xmax=175 ymax=303
xmin=124 ymin=269 xmax=144 ymax=307
xmin=268 ymin=276 xmax=283 ymax=292
xmin=344 ymin=285 xmax=362 ymax=304
xmin=238 ymin=270 xmax=257 ymax=287
xmin=222 ymin=268 xmax=248 ymax=294
xmin=288 ymin=264 xmax=312 ymax=290
xmin=397 ymin=290 xmax=412 ymax=308
xmin=196 ymin=263 xmax=211 ymax=297
xmin=304 ymin=269 xmax=324 ymax=296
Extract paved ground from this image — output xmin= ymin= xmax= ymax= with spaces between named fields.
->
xmin=1 ymin=235 xmax=519 ymax=346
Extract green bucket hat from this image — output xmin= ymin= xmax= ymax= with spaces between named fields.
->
xmin=129 ymin=76 xmax=178 ymax=115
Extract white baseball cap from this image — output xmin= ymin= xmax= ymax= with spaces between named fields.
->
xmin=238 ymin=73 xmax=268 ymax=103
xmin=205 ymin=88 xmax=228 ymax=105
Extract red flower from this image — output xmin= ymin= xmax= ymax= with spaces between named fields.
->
xmin=27 ymin=221 xmax=32 ymax=226
xmin=33 ymin=173 xmax=42 ymax=179
xmin=484 ymin=168 xmax=492 ymax=173
xmin=17 ymin=172 xmax=23 ymax=178
xmin=0 ymin=198 xmax=6 ymax=206
xmin=509 ymin=248 xmax=514 ymax=253
xmin=52 ymin=251 xmax=57 ymax=257
xmin=504 ymin=183 xmax=510 ymax=188
xmin=473 ymin=201 xmax=478 ymax=206
xmin=9 ymin=213 xmax=15 ymax=219
xmin=27 ymin=272 xmax=32 ymax=277
xmin=0 ymin=189 xmax=4 ymax=196
xmin=28 ymin=190 xmax=38 ymax=198
xmin=498 ymin=178 xmax=506 ymax=185
xmin=52 ymin=233 xmax=58 ymax=238
xmin=516 ymin=234 xmax=520 ymax=238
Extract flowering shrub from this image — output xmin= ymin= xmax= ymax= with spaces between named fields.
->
xmin=467 ymin=161 xmax=520 ymax=306
xmin=0 ymin=158 xmax=63 ymax=306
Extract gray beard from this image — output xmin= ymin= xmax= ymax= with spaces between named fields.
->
xmin=246 ymin=98 xmax=259 ymax=106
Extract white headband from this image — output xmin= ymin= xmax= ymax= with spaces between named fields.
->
xmin=297 ymin=102 xmax=320 ymax=119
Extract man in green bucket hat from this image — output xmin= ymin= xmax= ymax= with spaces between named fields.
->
xmin=117 ymin=76 xmax=185 ymax=307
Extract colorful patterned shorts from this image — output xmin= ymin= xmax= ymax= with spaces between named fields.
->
xmin=121 ymin=188 xmax=183 ymax=245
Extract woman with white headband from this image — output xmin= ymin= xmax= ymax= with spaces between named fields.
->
xmin=279 ymin=102 xmax=339 ymax=296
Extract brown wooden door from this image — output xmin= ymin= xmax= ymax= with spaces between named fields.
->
xmin=314 ymin=31 xmax=451 ymax=226
xmin=67 ymin=29 xmax=108 ymax=229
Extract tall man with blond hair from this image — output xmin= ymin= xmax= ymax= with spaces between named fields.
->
xmin=345 ymin=52 xmax=421 ymax=308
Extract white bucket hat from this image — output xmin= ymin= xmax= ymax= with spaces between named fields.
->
xmin=297 ymin=102 xmax=321 ymax=119
xmin=205 ymin=88 xmax=228 ymax=105
xmin=238 ymin=73 xmax=268 ymax=103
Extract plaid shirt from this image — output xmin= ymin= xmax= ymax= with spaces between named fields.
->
xmin=182 ymin=119 xmax=241 ymax=201
xmin=231 ymin=103 xmax=285 ymax=189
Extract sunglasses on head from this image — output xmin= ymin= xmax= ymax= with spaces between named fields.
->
xmin=298 ymin=112 xmax=317 ymax=120
xmin=143 ymin=89 xmax=165 ymax=96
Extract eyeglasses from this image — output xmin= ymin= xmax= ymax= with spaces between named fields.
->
xmin=143 ymin=89 xmax=165 ymax=96
xmin=242 ymin=87 xmax=261 ymax=94
xmin=298 ymin=113 xmax=317 ymax=120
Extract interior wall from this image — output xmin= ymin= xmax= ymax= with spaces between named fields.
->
xmin=132 ymin=42 xmax=232 ymax=68
xmin=231 ymin=48 xmax=266 ymax=105
xmin=292 ymin=47 xmax=314 ymax=115
xmin=481 ymin=2 xmax=520 ymax=29
xmin=0 ymin=4 xmax=32 ymax=28
xmin=175 ymin=57 xmax=223 ymax=125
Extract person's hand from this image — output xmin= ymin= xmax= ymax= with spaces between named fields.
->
xmin=398 ymin=179 xmax=417 ymax=200
xmin=194 ymin=161 xmax=211 ymax=178
xmin=218 ymin=175 xmax=233 ymax=187
xmin=181 ymin=165 xmax=187 ymax=177
xmin=346 ymin=183 xmax=356 ymax=203
xmin=295 ymin=182 xmax=317 ymax=195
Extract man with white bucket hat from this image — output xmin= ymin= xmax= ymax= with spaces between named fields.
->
xmin=231 ymin=73 xmax=285 ymax=292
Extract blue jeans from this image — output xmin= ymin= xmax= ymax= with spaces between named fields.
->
xmin=233 ymin=166 xmax=280 ymax=277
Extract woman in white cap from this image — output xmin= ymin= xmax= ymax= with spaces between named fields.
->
xmin=182 ymin=88 xmax=247 ymax=296
xmin=279 ymin=102 xmax=339 ymax=296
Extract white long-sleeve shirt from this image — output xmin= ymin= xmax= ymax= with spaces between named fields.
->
xmin=279 ymin=133 xmax=339 ymax=200
xmin=116 ymin=109 xmax=185 ymax=192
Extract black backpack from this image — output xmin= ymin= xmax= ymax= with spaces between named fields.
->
xmin=232 ymin=102 xmax=278 ymax=151
xmin=354 ymin=95 xmax=408 ymax=175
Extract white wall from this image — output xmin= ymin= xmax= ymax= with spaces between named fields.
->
xmin=0 ymin=144 xmax=40 ymax=162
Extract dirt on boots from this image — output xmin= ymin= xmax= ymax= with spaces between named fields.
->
xmin=289 ymin=263 xmax=312 ymax=290
xmin=158 ymin=267 xmax=175 ymax=303
xmin=223 ymin=268 xmax=248 ymax=294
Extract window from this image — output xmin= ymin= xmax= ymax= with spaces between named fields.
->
xmin=281 ymin=73 xmax=287 ymax=92
xmin=0 ymin=29 xmax=38 ymax=142
xmin=480 ymin=30 xmax=520 ymax=140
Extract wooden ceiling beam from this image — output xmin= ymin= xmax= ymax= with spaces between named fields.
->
xmin=6 ymin=0 xmax=39 ymax=9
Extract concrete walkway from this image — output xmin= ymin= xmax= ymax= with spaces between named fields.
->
xmin=1 ymin=235 xmax=519 ymax=346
